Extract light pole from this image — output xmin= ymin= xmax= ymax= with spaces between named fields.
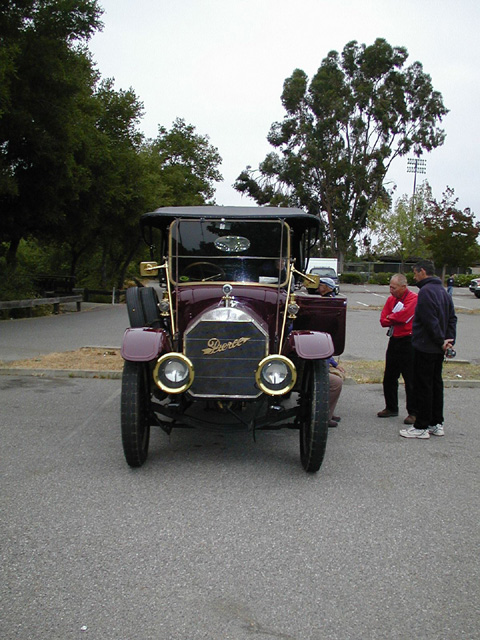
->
xmin=407 ymin=158 xmax=427 ymax=256
xmin=407 ymin=158 xmax=427 ymax=197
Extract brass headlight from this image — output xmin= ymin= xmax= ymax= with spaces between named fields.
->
xmin=255 ymin=355 xmax=296 ymax=396
xmin=153 ymin=353 xmax=194 ymax=393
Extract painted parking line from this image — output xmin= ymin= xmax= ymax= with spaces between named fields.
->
xmin=356 ymin=302 xmax=370 ymax=306
xmin=373 ymin=293 xmax=387 ymax=298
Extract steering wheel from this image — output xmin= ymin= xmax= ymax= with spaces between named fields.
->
xmin=182 ymin=261 xmax=226 ymax=282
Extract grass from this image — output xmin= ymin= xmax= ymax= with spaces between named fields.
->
xmin=340 ymin=359 xmax=480 ymax=383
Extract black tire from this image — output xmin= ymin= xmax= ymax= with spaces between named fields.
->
xmin=139 ymin=287 xmax=161 ymax=327
xmin=299 ymin=359 xmax=329 ymax=473
xmin=121 ymin=361 xmax=150 ymax=467
xmin=126 ymin=286 xmax=146 ymax=328
xmin=475 ymin=291 xmax=480 ymax=299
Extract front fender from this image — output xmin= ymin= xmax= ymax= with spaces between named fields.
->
xmin=283 ymin=330 xmax=334 ymax=360
xmin=121 ymin=328 xmax=172 ymax=362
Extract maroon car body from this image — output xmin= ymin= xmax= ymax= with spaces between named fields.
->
xmin=120 ymin=206 xmax=347 ymax=472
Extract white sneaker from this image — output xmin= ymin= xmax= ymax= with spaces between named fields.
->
xmin=399 ymin=426 xmax=430 ymax=439
xmin=428 ymin=424 xmax=445 ymax=437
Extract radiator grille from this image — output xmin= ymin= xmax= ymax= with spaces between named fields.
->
xmin=184 ymin=307 xmax=268 ymax=398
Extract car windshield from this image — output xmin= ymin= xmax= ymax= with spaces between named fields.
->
xmin=311 ymin=267 xmax=337 ymax=278
xmin=169 ymin=219 xmax=290 ymax=285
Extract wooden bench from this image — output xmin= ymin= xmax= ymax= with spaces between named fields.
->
xmin=33 ymin=275 xmax=76 ymax=296
xmin=0 ymin=295 xmax=82 ymax=316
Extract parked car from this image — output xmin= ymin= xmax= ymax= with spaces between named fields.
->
xmin=121 ymin=206 xmax=347 ymax=473
xmin=469 ymin=277 xmax=480 ymax=298
xmin=309 ymin=266 xmax=340 ymax=294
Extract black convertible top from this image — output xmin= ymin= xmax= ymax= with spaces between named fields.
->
xmin=140 ymin=206 xmax=321 ymax=234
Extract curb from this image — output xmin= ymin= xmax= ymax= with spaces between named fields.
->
xmin=443 ymin=379 xmax=480 ymax=388
xmin=343 ymin=377 xmax=480 ymax=388
xmin=0 ymin=368 xmax=121 ymax=380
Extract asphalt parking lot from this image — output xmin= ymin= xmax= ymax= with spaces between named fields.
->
xmin=1 ymin=375 xmax=479 ymax=640
xmin=1 ymin=286 xmax=479 ymax=639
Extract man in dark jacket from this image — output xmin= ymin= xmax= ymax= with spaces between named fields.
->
xmin=399 ymin=261 xmax=457 ymax=439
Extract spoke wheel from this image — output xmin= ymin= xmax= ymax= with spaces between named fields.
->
xmin=299 ymin=360 xmax=329 ymax=473
xmin=121 ymin=361 xmax=150 ymax=467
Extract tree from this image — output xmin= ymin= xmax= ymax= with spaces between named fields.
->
xmin=72 ymin=117 xmax=223 ymax=289
xmin=234 ymin=38 xmax=448 ymax=270
xmin=147 ymin=118 xmax=223 ymax=206
xmin=57 ymin=78 xmax=147 ymax=285
xmin=423 ymin=187 xmax=480 ymax=277
xmin=0 ymin=0 xmax=103 ymax=265
xmin=368 ymin=182 xmax=430 ymax=264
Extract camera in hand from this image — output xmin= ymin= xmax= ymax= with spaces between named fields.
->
xmin=445 ymin=347 xmax=456 ymax=359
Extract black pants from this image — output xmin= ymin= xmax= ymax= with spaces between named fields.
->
xmin=383 ymin=336 xmax=416 ymax=415
xmin=413 ymin=349 xmax=445 ymax=429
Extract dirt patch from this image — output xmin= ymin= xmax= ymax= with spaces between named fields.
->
xmin=0 ymin=347 xmax=124 ymax=371
xmin=2 ymin=349 xmax=479 ymax=383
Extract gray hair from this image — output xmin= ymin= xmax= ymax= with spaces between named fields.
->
xmin=391 ymin=273 xmax=407 ymax=286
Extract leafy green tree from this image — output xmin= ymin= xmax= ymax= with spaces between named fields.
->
xmin=0 ymin=0 xmax=103 ymax=265
xmin=368 ymin=183 xmax=430 ymax=265
xmin=234 ymin=38 xmax=448 ymax=270
xmin=69 ymin=116 xmax=223 ymax=289
xmin=147 ymin=118 xmax=223 ymax=206
xmin=57 ymin=78 xmax=146 ymax=286
xmin=423 ymin=187 xmax=480 ymax=277
xmin=99 ymin=118 xmax=223 ymax=288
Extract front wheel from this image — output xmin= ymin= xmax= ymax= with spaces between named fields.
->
xmin=121 ymin=361 xmax=150 ymax=467
xmin=299 ymin=360 xmax=329 ymax=473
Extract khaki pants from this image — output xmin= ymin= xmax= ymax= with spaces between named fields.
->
xmin=329 ymin=371 xmax=343 ymax=420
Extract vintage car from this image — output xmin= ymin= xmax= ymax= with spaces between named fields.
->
xmin=469 ymin=277 xmax=480 ymax=298
xmin=121 ymin=206 xmax=347 ymax=473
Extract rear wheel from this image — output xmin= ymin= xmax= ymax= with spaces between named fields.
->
xmin=121 ymin=360 xmax=150 ymax=467
xmin=475 ymin=290 xmax=480 ymax=299
xmin=126 ymin=286 xmax=145 ymax=328
xmin=299 ymin=360 xmax=329 ymax=473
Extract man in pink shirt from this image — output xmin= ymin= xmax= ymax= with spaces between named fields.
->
xmin=377 ymin=273 xmax=418 ymax=424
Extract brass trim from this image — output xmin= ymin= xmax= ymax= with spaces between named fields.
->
xmin=255 ymin=355 xmax=297 ymax=396
xmin=140 ymin=261 xmax=159 ymax=276
xmin=202 ymin=336 xmax=251 ymax=355
xmin=162 ymin=260 xmax=175 ymax=335
xmin=279 ymin=267 xmax=295 ymax=350
xmin=153 ymin=353 xmax=194 ymax=394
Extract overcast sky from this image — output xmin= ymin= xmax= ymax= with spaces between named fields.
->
xmin=89 ymin=0 xmax=480 ymax=219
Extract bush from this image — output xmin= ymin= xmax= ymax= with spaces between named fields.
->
xmin=369 ymin=272 xmax=394 ymax=285
xmin=454 ymin=274 xmax=474 ymax=287
xmin=340 ymin=272 xmax=366 ymax=284
xmin=401 ymin=272 xmax=415 ymax=286
xmin=0 ymin=260 xmax=37 ymax=301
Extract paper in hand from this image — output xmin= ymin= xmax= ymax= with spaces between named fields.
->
xmin=392 ymin=301 xmax=404 ymax=313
